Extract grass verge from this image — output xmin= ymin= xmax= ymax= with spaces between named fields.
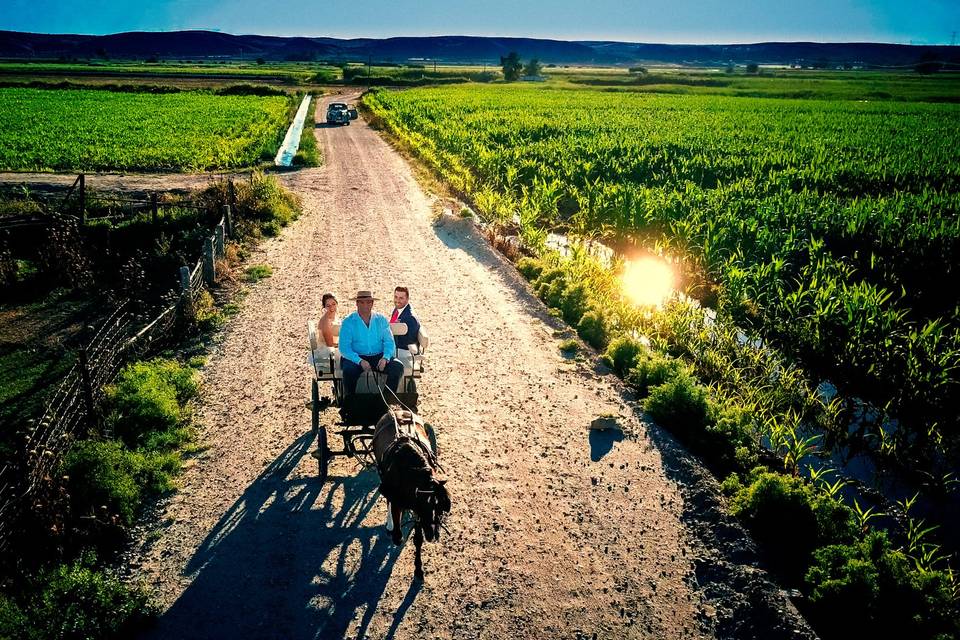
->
xmin=514 ymin=250 xmax=960 ymax=639
xmin=244 ymin=264 xmax=273 ymax=283
xmin=1 ymin=171 xmax=304 ymax=638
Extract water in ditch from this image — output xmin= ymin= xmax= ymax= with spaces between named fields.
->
xmin=274 ymin=94 xmax=312 ymax=167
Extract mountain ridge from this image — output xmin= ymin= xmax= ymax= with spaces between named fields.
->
xmin=1 ymin=30 xmax=957 ymax=66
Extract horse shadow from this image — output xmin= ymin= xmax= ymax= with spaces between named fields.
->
xmin=143 ymin=431 xmax=418 ymax=640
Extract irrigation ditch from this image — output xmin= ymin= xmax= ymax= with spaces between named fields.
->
xmin=462 ymin=201 xmax=960 ymax=560
xmin=451 ymin=203 xmax=960 ymax=636
xmin=274 ymin=94 xmax=312 ymax=167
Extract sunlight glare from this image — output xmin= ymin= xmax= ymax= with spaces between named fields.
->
xmin=621 ymin=257 xmax=676 ymax=308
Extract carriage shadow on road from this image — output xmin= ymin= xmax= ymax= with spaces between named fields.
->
xmin=145 ymin=431 xmax=418 ymax=640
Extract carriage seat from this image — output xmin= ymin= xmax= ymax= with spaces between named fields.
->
xmin=391 ymin=322 xmax=429 ymax=377
xmin=307 ymin=319 xmax=427 ymax=382
xmin=307 ymin=319 xmax=340 ymax=378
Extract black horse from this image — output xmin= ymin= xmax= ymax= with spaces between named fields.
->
xmin=372 ymin=409 xmax=450 ymax=580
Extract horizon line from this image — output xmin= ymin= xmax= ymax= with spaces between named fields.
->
xmin=0 ymin=27 xmax=952 ymax=48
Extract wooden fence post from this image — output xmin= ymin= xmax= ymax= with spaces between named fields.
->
xmin=151 ymin=193 xmax=159 ymax=224
xmin=78 ymin=173 xmax=86 ymax=225
xmin=215 ymin=223 xmax=225 ymax=257
xmin=228 ymin=179 xmax=236 ymax=212
xmin=203 ymin=237 xmax=215 ymax=285
xmin=180 ymin=266 xmax=193 ymax=313
xmin=223 ymin=205 xmax=233 ymax=238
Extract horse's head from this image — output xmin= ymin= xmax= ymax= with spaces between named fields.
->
xmin=413 ymin=477 xmax=450 ymax=542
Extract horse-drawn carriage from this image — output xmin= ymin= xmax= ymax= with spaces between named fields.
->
xmin=306 ymin=318 xmax=434 ymax=480
xmin=306 ymin=315 xmax=448 ymax=578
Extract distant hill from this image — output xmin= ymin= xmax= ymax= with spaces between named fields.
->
xmin=1 ymin=30 xmax=957 ymax=67
xmin=586 ymin=41 xmax=960 ymax=67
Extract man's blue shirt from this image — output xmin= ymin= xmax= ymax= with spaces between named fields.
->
xmin=339 ymin=312 xmax=395 ymax=364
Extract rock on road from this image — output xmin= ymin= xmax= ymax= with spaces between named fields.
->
xmin=128 ymin=92 xmax=815 ymax=640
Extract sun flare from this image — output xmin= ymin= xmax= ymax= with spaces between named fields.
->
xmin=621 ymin=257 xmax=676 ymax=308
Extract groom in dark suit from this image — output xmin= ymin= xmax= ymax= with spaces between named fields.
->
xmin=389 ymin=286 xmax=421 ymax=351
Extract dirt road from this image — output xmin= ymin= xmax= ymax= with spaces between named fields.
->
xmin=127 ymin=94 xmax=814 ymax=639
xmin=0 ymin=171 xmax=244 ymax=197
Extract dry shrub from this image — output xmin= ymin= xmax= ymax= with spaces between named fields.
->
xmin=214 ymin=259 xmax=235 ymax=285
xmin=196 ymin=173 xmax=302 ymax=241
xmin=485 ymin=228 xmax=523 ymax=261
xmin=0 ymin=238 xmax=17 ymax=289
xmin=36 ymin=214 xmax=93 ymax=290
xmin=223 ymin=242 xmax=242 ymax=266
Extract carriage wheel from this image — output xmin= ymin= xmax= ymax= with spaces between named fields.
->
xmin=311 ymin=379 xmax=320 ymax=435
xmin=424 ymin=422 xmax=438 ymax=458
xmin=316 ymin=425 xmax=329 ymax=483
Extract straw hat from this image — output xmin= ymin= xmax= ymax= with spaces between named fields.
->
xmin=349 ymin=290 xmax=378 ymax=301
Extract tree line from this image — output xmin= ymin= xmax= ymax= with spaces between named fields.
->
xmin=500 ymin=52 xmax=542 ymax=81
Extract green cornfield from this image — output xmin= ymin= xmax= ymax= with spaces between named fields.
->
xmin=0 ymin=88 xmax=292 ymax=171
xmin=365 ymin=84 xmax=960 ymax=467
xmin=0 ymin=61 xmax=322 ymax=78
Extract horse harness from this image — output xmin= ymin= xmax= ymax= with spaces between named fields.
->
xmin=374 ymin=408 xmax=450 ymax=544
xmin=374 ymin=409 xmax=441 ymax=479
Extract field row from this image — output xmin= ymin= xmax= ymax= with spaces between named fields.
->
xmin=0 ymin=88 xmax=294 ymax=171
xmin=365 ymin=84 xmax=960 ymax=467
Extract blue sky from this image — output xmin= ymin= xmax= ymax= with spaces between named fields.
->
xmin=3 ymin=0 xmax=958 ymax=44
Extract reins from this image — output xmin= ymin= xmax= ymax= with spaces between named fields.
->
xmin=375 ymin=368 xmax=413 ymax=417
xmin=375 ymin=414 xmax=442 ymax=478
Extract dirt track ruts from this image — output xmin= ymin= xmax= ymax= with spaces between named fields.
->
xmin=125 ymin=93 xmax=816 ymax=639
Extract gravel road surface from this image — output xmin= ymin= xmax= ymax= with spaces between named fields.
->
xmin=123 ymin=93 xmax=816 ymax=640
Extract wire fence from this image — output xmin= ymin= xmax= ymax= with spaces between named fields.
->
xmin=0 ymin=173 xmax=214 ymax=234
xmin=0 ymin=178 xmax=235 ymax=558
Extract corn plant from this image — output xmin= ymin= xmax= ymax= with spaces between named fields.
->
xmin=820 ymin=477 xmax=850 ymax=503
xmin=0 ymin=88 xmax=291 ymax=171
xmin=897 ymin=492 xmax=920 ymax=515
xmin=363 ymin=85 xmax=960 ymax=475
xmin=364 ymin=86 xmax=960 ymax=588
xmin=944 ymin=567 xmax=960 ymax=603
xmin=852 ymin=498 xmax=885 ymax=534
xmin=782 ymin=431 xmax=821 ymax=477
xmin=905 ymin=517 xmax=947 ymax=573
xmin=763 ymin=409 xmax=818 ymax=475
xmin=809 ymin=466 xmax=851 ymax=502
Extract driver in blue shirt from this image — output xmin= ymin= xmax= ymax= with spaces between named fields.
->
xmin=339 ymin=290 xmax=404 ymax=395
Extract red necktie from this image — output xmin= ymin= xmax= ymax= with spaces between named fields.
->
xmin=390 ymin=308 xmax=399 ymax=323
